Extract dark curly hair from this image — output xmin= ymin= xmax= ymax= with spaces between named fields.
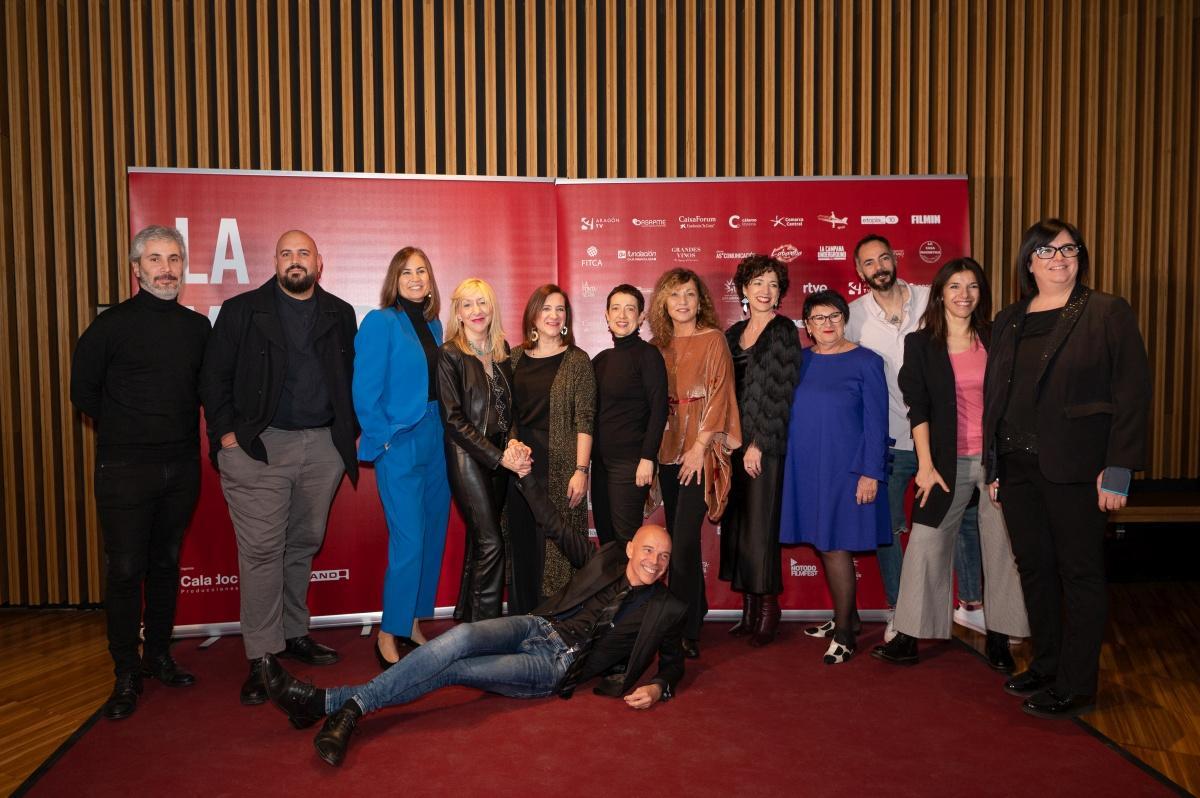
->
xmin=733 ymin=254 xmax=789 ymax=305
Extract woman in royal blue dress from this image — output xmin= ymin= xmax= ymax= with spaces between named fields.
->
xmin=780 ymin=290 xmax=891 ymax=664
xmin=353 ymin=247 xmax=451 ymax=668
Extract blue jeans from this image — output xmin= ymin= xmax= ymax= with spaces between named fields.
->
xmin=326 ymin=616 xmax=574 ymax=714
xmin=954 ymin=503 xmax=983 ymax=604
xmin=877 ymin=448 xmax=983 ymax=606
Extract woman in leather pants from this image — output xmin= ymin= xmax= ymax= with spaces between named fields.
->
xmin=437 ymin=278 xmax=529 ymax=621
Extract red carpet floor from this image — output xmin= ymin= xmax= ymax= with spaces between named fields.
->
xmin=23 ymin=622 xmax=1174 ymax=797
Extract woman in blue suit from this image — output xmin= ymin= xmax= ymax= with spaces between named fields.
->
xmin=354 ymin=247 xmax=451 ymax=669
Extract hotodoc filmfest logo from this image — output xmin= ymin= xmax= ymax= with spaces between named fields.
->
xmin=728 ymin=214 xmax=757 ymax=228
xmin=632 ymin=217 xmax=666 ymax=228
xmin=771 ymin=244 xmax=801 ymax=263
xmin=818 ymin=211 xmax=848 ymax=229
xmin=790 ymin=558 xmax=818 ymax=577
xmin=772 ymin=214 xmax=804 ymax=228
xmin=861 ymin=214 xmax=899 ymax=225
xmin=911 ymin=214 xmax=942 ymax=224
xmin=818 ymin=244 xmax=847 ymax=261
xmin=580 ymin=216 xmax=619 ymax=230
xmin=919 ymin=241 xmax=943 ymax=263
xmin=679 ymin=215 xmax=717 ymax=229
xmin=618 ymin=248 xmax=657 ymax=262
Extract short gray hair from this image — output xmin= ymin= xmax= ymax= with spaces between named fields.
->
xmin=129 ymin=225 xmax=187 ymax=265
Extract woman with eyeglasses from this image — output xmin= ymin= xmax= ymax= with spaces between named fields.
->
xmin=983 ymin=219 xmax=1150 ymax=719
xmin=780 ymin=290 xmax=890 ymax=664
xmin=870 ymin=258 xmax=1029 ymax=671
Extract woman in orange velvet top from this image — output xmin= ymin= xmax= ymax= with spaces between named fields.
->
xmin=650 ymin=267 xmax=741 ymax=659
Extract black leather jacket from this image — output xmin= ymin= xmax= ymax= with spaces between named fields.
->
xmin=436 ymin=342 xmax=514 ymax=469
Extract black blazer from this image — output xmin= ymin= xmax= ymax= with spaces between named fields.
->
xmin=516 ymin=478 xmax=686 ymax=699
xmin=982 ymin=285 xmax=1150 ymax=483
xmin=200 ymin=279 xmax=360 ymax=482
xmin=898 ymin=327 xmax=990 ymax=528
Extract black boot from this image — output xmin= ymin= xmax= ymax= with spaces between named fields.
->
xmin=749 ymin=594 xmax=781 ymax=647
xmin=871 ymin=631 xmax=919 ymax=665
xmin=729 ymin=593 xmax=760 ymax=636
xmin=985 ymin=630 xmax=1016 ymax=673
xmin=314 ymin=700 xmax=363 ymax=767
xmin=102 ymin=673 xmax=143 ymax=720
xmin=240 ymin=658 xmax=268 ymax=705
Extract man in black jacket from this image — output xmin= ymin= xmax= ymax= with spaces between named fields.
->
xmin=262 ymin=475 xmax=686 ymax=767
xmin=70 ymin=225 xmax=211 ymax=720
xmin=200 ymin=229 xmax=360 ymax=705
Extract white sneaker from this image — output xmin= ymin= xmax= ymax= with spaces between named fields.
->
xmin=953 ymin=604 xmax=986 ymax=634
xmin=883 ymin=609 xmax=897 ymax=643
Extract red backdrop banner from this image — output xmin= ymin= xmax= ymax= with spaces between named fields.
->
xmin=127 ymin=170 xmax=968 ymax=630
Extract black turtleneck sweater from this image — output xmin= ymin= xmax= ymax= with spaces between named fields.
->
xmin=590 ymin=332 xmax=669 ymax=461
xmin=398 ymin=295 xmax=439 ymax=400
xmin=70 ymin=289 xmax=211 ymax=462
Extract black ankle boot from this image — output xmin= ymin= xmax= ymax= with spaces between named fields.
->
xmin=985 ymin=630 xmax=1015 ymax=673
xmin=871 ymin=631 xmax=919 ymax=665
xmin=729 ymin=593 xmax=759 ymax=636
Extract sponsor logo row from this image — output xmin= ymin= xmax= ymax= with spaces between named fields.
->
xmin=578 ymin=241 xmax=943 ymax=267
xmin=179 ymin=569 xmax=350 ymax=591
xmin=581 ymin=213 xmax=942 ymax=231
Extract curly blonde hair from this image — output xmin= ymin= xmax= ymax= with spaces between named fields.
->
xmin=648 ymin=268 xmax=720 ymax=347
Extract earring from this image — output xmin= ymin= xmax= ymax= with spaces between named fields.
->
xmin=531 ymin=329 xmax=539 ymax=342
xmin=741 ymin=297 xmax=749 ymax=315
xmin=561 ymin=325 xmax=568 ymax=336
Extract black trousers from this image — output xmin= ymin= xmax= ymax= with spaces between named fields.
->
xmin=447 ymin=439 xmax=509 ymax=622
xmin=505 ymin=427 xmax=551 ymax=616
xmin=94 ymin=459 xmax=201 ymax=677
xmin=591 ymin=453 xmax=650 ymax=545
xmin=659 ymin=463 xmax=708 ymax=640
xmin=999 ymin=452 xmax=1108 ymax=697
xmin=720 ymin=450 xmax=783 ymax=595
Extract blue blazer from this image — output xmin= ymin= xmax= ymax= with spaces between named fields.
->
xmin=353 ymin=306 xmax=443 ymax=462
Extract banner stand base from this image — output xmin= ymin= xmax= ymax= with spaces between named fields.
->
xmin=171 ymin=608 xmax=891 ymax=640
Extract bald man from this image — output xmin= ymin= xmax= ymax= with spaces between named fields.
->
xmin=200 ymin=229 xmax=360 ymax=705
xmin=263 ymin=474 xmax=687 ymax=767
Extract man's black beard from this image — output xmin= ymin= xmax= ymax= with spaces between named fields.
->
xmin=870 ymin=270 xmax=896 ymax=291
xmin=279 ymin=269 xmax=317 ymax=295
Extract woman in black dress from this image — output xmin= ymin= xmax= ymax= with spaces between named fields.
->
xmin=720 ymin=255 xmax=802 ymax=646
xmin=590 ymin=284 xmax=668 ymax=545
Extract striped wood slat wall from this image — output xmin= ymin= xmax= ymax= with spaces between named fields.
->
xmin=1 ymin=0 xmax=1196 ymax=605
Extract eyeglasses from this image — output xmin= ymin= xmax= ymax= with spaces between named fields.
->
xmin=1033 ymin=244 xmax=1084 ymax=259
xmin=807 ymin=312 xmax=844 ymax=325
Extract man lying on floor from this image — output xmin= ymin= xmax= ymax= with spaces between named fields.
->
xmin=263 ymin=474 xmax=686 ymax=766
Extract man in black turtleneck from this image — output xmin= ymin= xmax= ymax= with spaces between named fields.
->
xmin=71 ymin=225 xmax=211 ymax=720
xmin=200 ymin=229 xmax=360 ymax=705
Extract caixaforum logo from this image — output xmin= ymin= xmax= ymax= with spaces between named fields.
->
xmin=678 ymin=215 xmax=717 ymax=230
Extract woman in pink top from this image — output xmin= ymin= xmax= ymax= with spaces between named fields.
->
xmin=872 ymin=258 xmax=1029 ymax=668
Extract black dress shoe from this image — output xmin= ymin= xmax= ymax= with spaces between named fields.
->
xmin=314 ymin=700 xmax=363 ymax=767
xmin=241 ymin=658 xmax=268 ymax=706
xmin=1003 ymin=669 xmax=1053 ymax=697
xmin=681 ymin=638 xmax=700 ymax=659
xmin=102 ymin=673 xmax=143 ymax=720
xmin=984 ymin=631 xmax=1016 ymax=673
xmin=1021 ymin=688 xmax=1096 ymax=719
xmin=142 ymin=653 xmax=197 ymax=687
xmin=282 ymin=635 xmax=340 ymax=666
xmin=871 ymin=631 xmax=919 ymax=665
xmin=262 ymin=653 xmax=326 ymax=729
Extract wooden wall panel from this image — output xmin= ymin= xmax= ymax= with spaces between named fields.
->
xmin=0 ymin=0 xmax=1196 ymax=605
